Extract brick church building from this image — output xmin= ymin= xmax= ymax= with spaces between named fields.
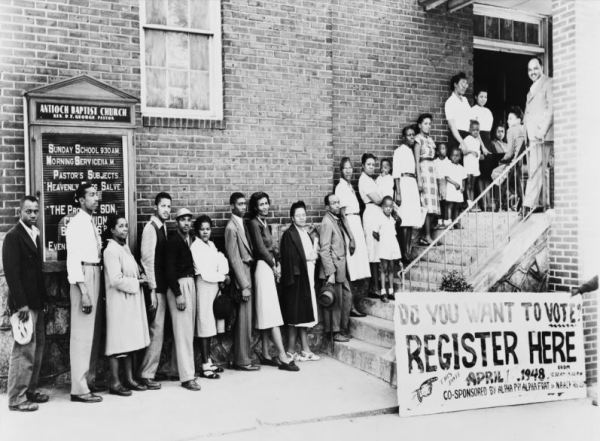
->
xmin=0 ymin=0 xmax=598 ymax=399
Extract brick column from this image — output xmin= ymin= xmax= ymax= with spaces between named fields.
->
xmin=551 ymin=0 xmax=600 ymax=399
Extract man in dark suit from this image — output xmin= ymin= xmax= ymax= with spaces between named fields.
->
xmin=2 ymin=195 xmax=48 ymax=411
xmin=318 ymin=193 xmax=353 ymax=343
xmin=224 ymin=192 xmax=259 ymax=371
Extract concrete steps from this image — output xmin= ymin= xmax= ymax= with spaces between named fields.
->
xmin=348 ymin=315 xmax=395 ymax=348
xmin=329 ymin=211 xmax=524 ymax=385
xmin=332 ymin=338 xmax=397 ymax=386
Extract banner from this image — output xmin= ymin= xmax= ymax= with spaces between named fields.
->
xmin=394 ymin=292 xmax=586 ymax=416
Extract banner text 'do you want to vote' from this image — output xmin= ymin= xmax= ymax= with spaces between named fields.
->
xmin=394 ymin=292 xmax=586 ymax=416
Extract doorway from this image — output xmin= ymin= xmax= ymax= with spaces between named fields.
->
xmin=473 ymin=49 xmax=533 ymax=128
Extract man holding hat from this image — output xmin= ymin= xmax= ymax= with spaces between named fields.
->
xmin=165 ymin=207 xmax=201 ymax=391
xmin=318 ymin=193 xmax=352 ymax=343
xmin=65 ymin=182 xmax=104 ymax=403
xmin=3 ymin=195 xmax=48 ymax=411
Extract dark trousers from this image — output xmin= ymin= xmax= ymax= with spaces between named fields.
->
xmin=8 ymin=310 xmax=45 ymax=406
xmin=322 ymin=280 xmax=352 ymax=333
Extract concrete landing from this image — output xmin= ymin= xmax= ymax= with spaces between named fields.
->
xmin=0 ymin=356 xmax=397 ymax=441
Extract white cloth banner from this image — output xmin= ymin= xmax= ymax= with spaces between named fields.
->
xmin=394 ymin=292 xmax=586 ymax=416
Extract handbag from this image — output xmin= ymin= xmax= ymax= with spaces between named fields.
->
xmin=213 ymin=285 xmax=236 ymax=320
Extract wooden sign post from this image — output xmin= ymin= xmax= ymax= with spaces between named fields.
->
xmin=24 ymin=75 xmax=138 ymax=269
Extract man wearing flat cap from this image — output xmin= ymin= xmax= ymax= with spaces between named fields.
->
xmin=165 ymin=208 xmax=201 ymax=391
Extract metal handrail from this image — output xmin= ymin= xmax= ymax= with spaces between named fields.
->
xmin=400 ymin=142 xmax=543 ymax=290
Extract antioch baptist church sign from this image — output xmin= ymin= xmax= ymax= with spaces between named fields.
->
xmin=24 ymin=75 xmax=138 ymax=267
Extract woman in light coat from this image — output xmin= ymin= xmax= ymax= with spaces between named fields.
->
xmin=103 ymin=213 xmax=150 ymax=397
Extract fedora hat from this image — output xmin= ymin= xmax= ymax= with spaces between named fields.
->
xmin=318 ymin=283 xmax=336 ymax=308
xmin=175 ymin=208 xmax=193 ymax=220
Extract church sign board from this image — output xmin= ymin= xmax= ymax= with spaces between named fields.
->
xmin=24 ymin=75 xmax=138 ymax=266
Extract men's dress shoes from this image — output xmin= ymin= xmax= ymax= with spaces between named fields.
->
xmin=350 ymin=309 xmax=366 ymax=318
xmin=333 ymin=333 xmax=350 ymax=343
xmin=71 ymin=393 xmax=103 ymax=403
xmin=232 ymin=364 xmax=260 ymax=371
xmin=367 ymin=292 xmax=380 ymax=299
xmin=109 ymin=385 xmax=132 ymax=397
xmin=124 ymin=381 xmax=147 ymax=392
xmin=139 ymin=378 xmax=161 ymax=390
xmin=26 ymin=391 xmax=49 ymax=403
xmin=181 ymin=379 xmax=201 ymax=391
xmin=9 ymin=400 xmax=39 ymax=412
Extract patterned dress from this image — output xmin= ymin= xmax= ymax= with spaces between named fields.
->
xmin=416 ymin=133 xmax=440 ymax=215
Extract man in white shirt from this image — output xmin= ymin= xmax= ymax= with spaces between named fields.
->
xmin=445 ymin=72 xmax=472 ymax=152
xmin=65 ymin=182 xmax=103 ymax=403
xmin=138 ymin=192 xmax=175 ymax=389
xmin=523 ymin=57 xmax=554 ymax=213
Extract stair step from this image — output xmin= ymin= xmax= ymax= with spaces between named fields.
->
xmin=397 ymin=278 xmax=441 ymax=292
xmin=403 ymin=261 xmax=473 ymax=284
xmin=411 ymin=245 xmax=479 ymax=266
xmin=332 ymin=338 xmax=397 ymax=385
xmin=348 ymin=315 xmax=395 ymax=348
xmin=360 ymin=297 xmax=395 ymax=321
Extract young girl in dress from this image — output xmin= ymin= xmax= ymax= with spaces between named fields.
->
xmin=445 ymin=149 xmax=468 ymax=228
xmin=376 ymin=158 xmax=394 ymax=199
xmin=372 ymin=196 xmax=401 ymax=302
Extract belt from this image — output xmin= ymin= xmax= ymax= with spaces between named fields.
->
xmin=82 ymin=261 xmax=101 ymax=267
xmin=401 ymin=173 xmax=416 ymax=178
xmin=420 ymin=158 xmax=433 ymax=162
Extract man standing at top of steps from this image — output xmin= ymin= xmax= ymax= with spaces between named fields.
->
xmin=523 ymin=56 xmax=553 ymax=214
xmin=319 ymin=193 xmax=353 ymax=343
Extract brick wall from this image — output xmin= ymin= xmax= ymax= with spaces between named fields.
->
xmin=551 ymin=0 xmax=599 ymax=390
xmin=0 ymin=0 xmax=472 ymax=235
xmin=331 ymin=0 xmax=473 ymax=183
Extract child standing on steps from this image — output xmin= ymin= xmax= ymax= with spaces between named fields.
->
xmin=372 ymin=196 xmax=401 ymax=302
xmin=461 ymin=120 xmax=483 ymax=210
xmin=433 ymin=142 xmax=451 ymax=229
xmin=445 ymin=148 xmax=467 ymax=228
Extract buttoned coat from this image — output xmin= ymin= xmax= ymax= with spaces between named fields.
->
xmin=317 ymin=212 xmax=347 ymax=283
xmin=524 ymin=75 xmax=554 ymax=142
xmin=2 ymin=222 xmax=47 ymax=313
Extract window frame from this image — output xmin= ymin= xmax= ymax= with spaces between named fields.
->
xmin=139 ymin=0 xmax=223 ymax=120
xmin=473 ymin=4 xmax=548 ymax=58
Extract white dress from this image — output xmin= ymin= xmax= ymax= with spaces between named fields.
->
xmin=358 ymin=172 xmax=383 ymax=263
xmin=462 ymin=135 xmax=481 ymax=177
xmin=376 ymin=214 xmax=401 ymax=261
xmin=190 ymin=239 xmax=228 ymax=337
xmin=335 ymin=179 xmax=371 ymax=280
xmin=445 ymin=163 xmax=468 ymax=203
xmin=294 ymin=229 xmax=319 ymax=328
xmin=392 ymin=144 xmax=423 ymax=227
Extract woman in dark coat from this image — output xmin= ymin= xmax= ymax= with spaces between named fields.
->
xmin=280 ymin=201 xmax=320 ymax=362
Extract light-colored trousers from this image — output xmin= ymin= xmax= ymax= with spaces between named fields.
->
xmin=138 ymin=293 xmax=177 ymax=379
xmin=69 ymin=265 xmax=102 ymax=395
xmin=7 ymin=310 xmax=45 ymax=406
xmin=322 ymin=279 xmax=352 ymax=333
xmin=166 ymin=278 xmax=197 ymax=383
xmin=524 ymin=140 xmax=552 ymax=209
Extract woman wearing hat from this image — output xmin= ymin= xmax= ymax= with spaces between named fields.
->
xmin=190 ymin=214 xmax=229 ymax=379
xmin=247 ymin=192 xmax=299 ymax=371
xmin=279 ymin=201 xmax=320 ymax=362
xmin=102 ymin=213 xmax=150 ymax=396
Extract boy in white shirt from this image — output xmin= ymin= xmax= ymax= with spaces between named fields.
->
xmin=461 ymin=120 xmax=483 ymax=210
xmin=433 ymin=143 xmax=451 ymax=229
